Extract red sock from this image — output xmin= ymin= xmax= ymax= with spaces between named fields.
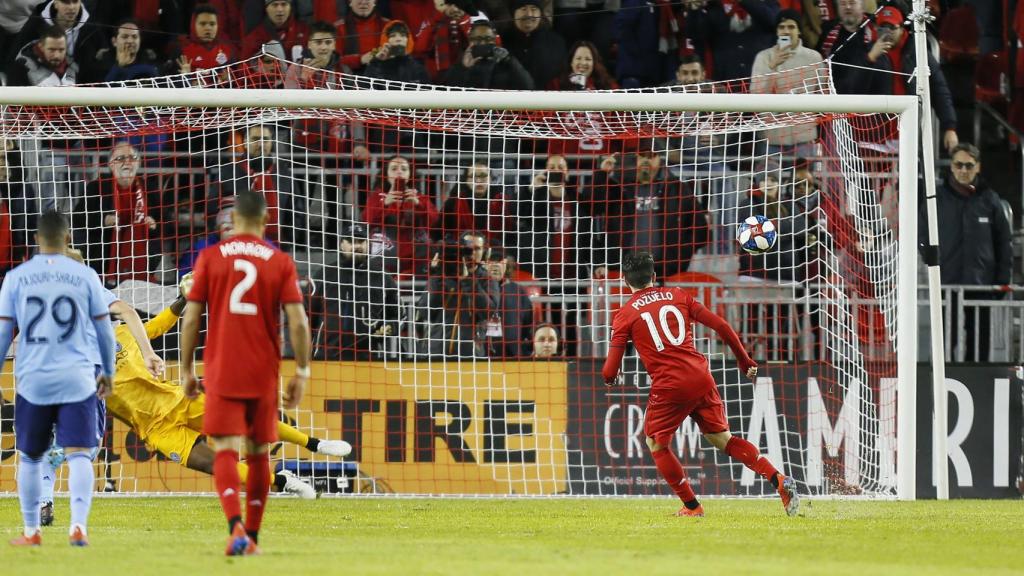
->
xmin=244 ymin=452 xmax=271 ymax=542
xmin=651 ymin=447 xmax=697 ymax=503
xmin=725 ymin=436 xmax=779 ymax=483
xmin=213 ymin=450 xmax=242 ymax=531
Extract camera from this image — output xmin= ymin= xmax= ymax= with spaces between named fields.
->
xmin=471 ymin=43 xmax=496 ymax=59
xmin=388 ymin=44 xmax=406 ymax=58
xmin=435 ymin=240 xmax=473 ymax=278
xmin=547 ymin=171 xmax=564 ymax=186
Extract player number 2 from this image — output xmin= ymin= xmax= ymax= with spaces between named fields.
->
xmin=640 ymin=305 xmax=686 ymax=351
xmin=229 ymin=260 xmax=258 ymax=316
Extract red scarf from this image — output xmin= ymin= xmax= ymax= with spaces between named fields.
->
xmin=887 ymin=34 xmax=909 ymax=95
xmin=550 ymin=199 xmax=573 ymax=279
xmin=656 ymin=0 xmax=682 ymax=54
xmin=107 ymin=178 xmax=151 ymax=284
xmin=246 ymin=161 xmax=280 ymax=242
xmin=427 ymin=14 xmax=473 ymax=78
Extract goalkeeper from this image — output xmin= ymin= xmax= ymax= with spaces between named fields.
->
xmin=40 ymin=271 xmax=351 ymax=524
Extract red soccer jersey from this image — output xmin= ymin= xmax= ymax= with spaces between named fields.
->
xmin=188 ymin=233 xmax=303 ymax=398
xmin=607 ymin=287 xmax=714 ymax=394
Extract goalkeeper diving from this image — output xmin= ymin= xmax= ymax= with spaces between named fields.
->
xmin=40 ymin=262 xmax=350 ymax=524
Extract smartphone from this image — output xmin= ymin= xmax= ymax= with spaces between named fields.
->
xmin=547 ymin=171 xmax=564 ymax=186
xmin=777 ymin=35 xmax=792 ymax=49
xmin=389 ymin=44 xmax=406 ymax=57
xmin=393 ymin=177 xmax=407 ymax=192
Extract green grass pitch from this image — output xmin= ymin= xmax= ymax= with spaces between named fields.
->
xmin=1 ymin=498 xmax=1021 ymax=575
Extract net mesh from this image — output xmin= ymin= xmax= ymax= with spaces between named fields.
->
xmin=0 ymin=55 xmax=902 ymax=497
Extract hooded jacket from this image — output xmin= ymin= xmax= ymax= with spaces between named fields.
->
xmin=9 ymin=40 xmax=79 ymax=86
xmin=175 ymin=11 xmax=236 ymax=72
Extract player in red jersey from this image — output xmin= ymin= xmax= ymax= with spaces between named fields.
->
xmin=180 ymin=191 xmax=312 ymax=555
xmin=602 ymin=252 xmax=799 ymax=517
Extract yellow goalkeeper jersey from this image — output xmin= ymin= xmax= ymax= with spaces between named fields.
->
xmin=105 ymin=307 xmax=186 ymax=438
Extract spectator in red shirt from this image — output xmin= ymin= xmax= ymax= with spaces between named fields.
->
xmin=241 ymin=0 xmax=310 ymax=60
xmin=171 ymin=4 xmax=236 ymax=75
xmin=336 ymin=0 xmax=389 ymax=72
xmin=363 ymin=155 xmax=440 ymax=276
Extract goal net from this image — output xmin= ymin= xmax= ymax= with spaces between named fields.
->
xmin=0 ymin=55 xmax=915 ymax=498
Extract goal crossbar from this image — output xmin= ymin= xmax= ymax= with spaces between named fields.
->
xmin=0 ymin=87 xmax=917 ymax=115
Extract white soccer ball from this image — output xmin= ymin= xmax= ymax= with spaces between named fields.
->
xmin=736 ymin=215 xmax=778 ymax=255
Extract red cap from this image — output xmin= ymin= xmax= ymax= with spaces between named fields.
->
xmin=876 ymin=6 xmax=904 ymax=28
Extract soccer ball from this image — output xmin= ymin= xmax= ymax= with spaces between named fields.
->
xmin=736 ymin=215 xmax=778 ymax=254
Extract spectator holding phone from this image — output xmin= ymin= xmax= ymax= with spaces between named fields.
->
xmin=443 ymin=20 xmax=535 ymax=89
xmin=363 ymin=155 xmax=440 ymax=276
xmin=364 ymin=20 xmax=432 ymax=85
xmin=750 ymin=10 xmax=825 ymax=164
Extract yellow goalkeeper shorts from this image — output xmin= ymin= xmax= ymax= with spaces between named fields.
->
xmin=141 ymin=395 xmax=207 ymax=466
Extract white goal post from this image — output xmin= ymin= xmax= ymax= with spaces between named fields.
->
xmin=0 ymin=86 xmax=925 ymax=500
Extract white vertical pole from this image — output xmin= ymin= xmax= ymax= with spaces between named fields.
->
xmin=911 ymin=0 xmax=950 ymax=500
xmin=897 ymin=104 xmax=920 ymax=500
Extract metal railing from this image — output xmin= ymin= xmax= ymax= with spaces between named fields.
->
xmin=377 ymin=279 xmax=1024 ymax=363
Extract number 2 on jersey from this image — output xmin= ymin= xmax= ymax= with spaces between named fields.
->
xmin=229 ymin=259 xmax=258 ymax=316
xmin=640 ymin=305 xmax=686 ymax=351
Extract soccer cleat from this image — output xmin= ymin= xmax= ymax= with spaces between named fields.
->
xmin=40 ymin=501 xmax=54 ymax=527
xmin=68 ymin=525 xmax=88 ymax=547
xmin=225 ymin=524 xmax=250 ymax=556
xmin=778 ymin=475 xmax=800 ymax=517
xmin=675 ymin=505 xmax=705 ymax=517
xmin=9 ymin=530 xmax=41 ymax=547
xmin=280 ymin=469 xmax=317 ymax=499
xmin=316 ymin=439 xmax=352 ymax=458
xmin=244 ymin=539 xmax=262 ymax=556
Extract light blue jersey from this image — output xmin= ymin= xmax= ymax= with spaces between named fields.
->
xmin=0 ymin=254 xmax=116 ymax=405
xmin=83 ymin=288 xmax=120 ymax=366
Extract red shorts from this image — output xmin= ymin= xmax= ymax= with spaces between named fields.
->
xmin=202 ymin=391 xmax=279 ymax=445
xmin=644 ymin=384 xmax=728 ymax=446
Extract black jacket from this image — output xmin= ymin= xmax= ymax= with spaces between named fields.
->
xmin=310 ymin=254 xmax=403 ymax=360
xmin=363 ymin=54 xmax=432 ymax=85
xmin=443 ymin=48 xmax=535 ymax=90
xmin=488 ymin=279 xmax=534 ymax=359
xmin=587 ymin=169 xmax=709 ymax=278
xmin=515 ymin=184 xmax=609 ymax=281
xmin=823 ymin=27 xmax=958 ymax=130
xmin=923 ymin=177 xmax=1012 ymax=285
xmin=685 ymin=0 xmax=779 ymax=81
xmin=504 ymin=26 xmax=567 ymax=90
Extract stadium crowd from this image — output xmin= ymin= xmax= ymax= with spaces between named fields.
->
xmin=0 ymin=0 xmax=1013 ymax=361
